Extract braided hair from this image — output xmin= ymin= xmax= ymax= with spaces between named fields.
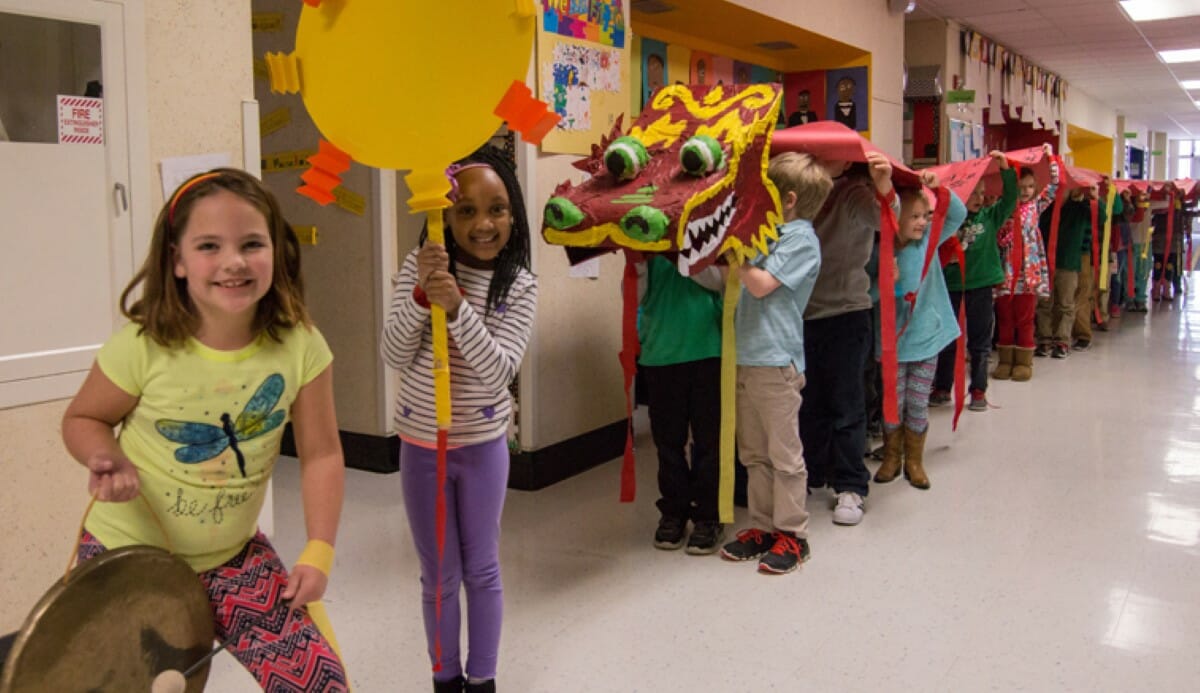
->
xmin=419 ymin=145 xmax=532 ymax=314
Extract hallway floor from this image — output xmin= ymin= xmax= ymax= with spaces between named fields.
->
xmin=210 ymin=278 xmax=1200 ymax=692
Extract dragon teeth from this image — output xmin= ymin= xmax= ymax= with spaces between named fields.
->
xmin=679 ymin=193 xmax=737 ymax=275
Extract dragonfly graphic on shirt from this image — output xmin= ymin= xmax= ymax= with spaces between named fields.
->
xmin=155 ymin=374 xmax=286 ymax=477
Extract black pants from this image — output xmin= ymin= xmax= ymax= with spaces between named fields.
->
xmin=644 ymin=358 xmax=721 ymax=522
xmin=799 ymin=309 xmax=872 ymax=497
xmin=934 ymin=286 xmax=993 ymax=394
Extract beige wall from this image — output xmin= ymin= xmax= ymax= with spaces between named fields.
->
xmin=0 ymin=0 xmax=253 ymax=632
xmin=1063 ymin=87 xmax=1118 ymax=143
xmin=904 ymin=19 xmax=947 ymax=71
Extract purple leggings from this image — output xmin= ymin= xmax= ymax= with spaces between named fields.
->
xmin=401 ymin=435 xmax=509 ymax=681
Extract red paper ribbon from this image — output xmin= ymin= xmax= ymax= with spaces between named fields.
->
xmin=1046 ymin=157 xmax=1066 ymax=293
xmin=879 ymin=190 xmax=900 ymax=426
xmin=947 ymin=238 xmax=968 ymax=430
xmin=1158 ymin=192 xmax=1176 ymax=297
xmin=618 ymin=252 xmax=641 ymax=502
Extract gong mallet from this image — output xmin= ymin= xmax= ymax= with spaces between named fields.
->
xmin=150 ymin=599 xmax=293 ymax=693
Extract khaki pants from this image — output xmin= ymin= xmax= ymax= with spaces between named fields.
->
xmin=1035 ymin=268 xmax=1078 ymax=346
xmin=736 ymin=364 xmax=809 ymax=537
xmin=1073 ymin=253 xmax=1095 ymax=342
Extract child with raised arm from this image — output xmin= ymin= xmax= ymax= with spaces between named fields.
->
xmin=62 ymin=169 xmax=349 ymax=691
xmin=381 ymin=147 xmax=537 ymax=693
xmin=719 ymin=152 xmax=832 ymax=574
xmin=930 ymin=151 xmax=1016 ymax=411
xmin=994 ymin=144 xmax=1058 ymax=381
xmin=872 ymin=173 xmax=967 ymax=489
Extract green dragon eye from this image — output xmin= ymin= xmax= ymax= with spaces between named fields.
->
xmin=619 ymin=206 xmax=669 ymax=243
xmin=544 ymin=197 xmax=585 ymax=230
xmin=605 ymin=136 xmax=650 ymax=181
xmin=680 ymin=135 xmax=724 ymax=176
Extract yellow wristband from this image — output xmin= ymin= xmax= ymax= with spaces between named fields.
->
xmin=296 ymin=539 xmax=335 ymax=577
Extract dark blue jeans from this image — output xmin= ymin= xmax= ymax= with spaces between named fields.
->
xmin=934 ymin=286 xmax=993 ymax=394
xmin=644 ymin=358 xmax=721 ymax=522
xmin=799 ymin=309 xmax=871 ymax=497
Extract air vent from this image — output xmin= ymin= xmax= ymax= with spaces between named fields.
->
xmin=905 ymin=65 xmax=943 ymax=99
xmin=756 ymin=40 xmax=798 ymax=51
xmin=631 ymin=0 xmax=677 ymax=13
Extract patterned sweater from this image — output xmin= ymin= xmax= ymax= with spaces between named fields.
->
xmin=381 ymin=249 xmax=537 ymax=446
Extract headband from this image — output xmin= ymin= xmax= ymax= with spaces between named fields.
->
xmin=168 ymin=172 xmax=220 ymax=226
xmin=445 ymin=162 xmax=494 ymax=201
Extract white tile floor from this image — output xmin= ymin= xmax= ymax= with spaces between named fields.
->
xmin=210 ymin=279 xmax=1200 ymax=692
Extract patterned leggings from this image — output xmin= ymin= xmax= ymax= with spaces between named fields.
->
xmin=79 ymin=530 xmax=348 ymax=692
xmin=884 ymin=357 xmax=937 ymax=434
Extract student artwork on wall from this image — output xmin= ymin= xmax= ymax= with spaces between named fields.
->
xmin=782 ymin=70 xmax=826 ymax=128
xmin=690 ymin=50 xmax=714 ymax=85
xmin=540 ymin=0 xmax=626 ymax=48
xmin=710 ymin=55 xmax=734 ymax=86
xmin=641 ymin=38 xmax=668 ymax=107
xmin=826 ymin=66 xmax=868 ymax=132
xmin=537 ymin=14 xmax=629 ymax=154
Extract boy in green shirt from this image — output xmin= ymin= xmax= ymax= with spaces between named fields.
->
xmin=638 ymin=256 xmax=725 ymax=554
xmin=931 ymin=151 xmax=1016 ymax=411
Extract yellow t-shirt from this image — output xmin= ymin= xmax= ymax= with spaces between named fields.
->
xmin=85 ymin=322 xmax=332 ymax=571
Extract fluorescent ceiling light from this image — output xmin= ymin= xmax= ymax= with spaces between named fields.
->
xmin=1182 ymin=80 xmax=1200 ymax=89
xmin=1120 ymin=0 xmax=1200 ymax=22
xmin=1159 ymin=48 xmax=1200 ymax=63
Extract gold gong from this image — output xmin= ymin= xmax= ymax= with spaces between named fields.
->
xmin=0 ymin=546 xmax=214 ymax=692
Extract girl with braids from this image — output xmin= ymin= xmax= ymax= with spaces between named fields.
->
xmin=381 ymin=146 xmax=537 ymax=693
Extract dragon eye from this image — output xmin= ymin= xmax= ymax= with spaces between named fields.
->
xmin=605 ymin=136 xmax=649 ymax=181
xmin=544 ymin=197 xmax=585 ymax=230
xmin=680 ymin=135 xmax=724 ymax=176
xmin=619 ymin=206 xmax=669 ymax=243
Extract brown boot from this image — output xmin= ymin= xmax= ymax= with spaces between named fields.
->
xmin=991 ymin=345 xmax=1014 ymax=380
xmin=1011 ymin=347 xmax=1034 ymax=382
xmin=873 ymin=426 xmax=904 ymax=483
xmin=903 ymin=427 xmax=930 ymax=489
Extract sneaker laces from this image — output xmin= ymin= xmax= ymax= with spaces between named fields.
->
xmin=836 ymin=492 xmax=862 ymax=510
xmin=768 ymin=532 xmax=800 ymax=557
xmin=735 ymin=528 xmax=768 ymax=545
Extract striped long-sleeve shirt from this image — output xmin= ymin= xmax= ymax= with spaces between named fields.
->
xmin=380 ymin=248 xmax=537 ymax=446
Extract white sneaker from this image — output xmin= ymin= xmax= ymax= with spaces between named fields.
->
xmin=832 ymin=492 xmax=864 ymax=526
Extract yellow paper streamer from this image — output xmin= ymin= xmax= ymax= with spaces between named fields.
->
xmin=718 ymin=263 xmax=740 ymax=524
xmin=426 ymin=213 xmax=453 ymax=429
xmin=1099 ymin=184 xmax=1117 ymax=290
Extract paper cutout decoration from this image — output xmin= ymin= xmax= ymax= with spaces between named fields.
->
xmin=542 ymin=82 xmax=783 ymax=522
xmin=264 ymin=0 xmax=551 ymax=676
xmin=544 ymin=83 xmax=785 ymax=276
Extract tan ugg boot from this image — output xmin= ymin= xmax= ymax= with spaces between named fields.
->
xmin=903 ymin=428 xmax=930 ymax=490
xmin=1011 ymin=347 xmax=1034 ymax=382
xmin=873 ymin=426 xmax=905 ymax=483
xmin=991 ymin=345 xmax=1014 ymax=380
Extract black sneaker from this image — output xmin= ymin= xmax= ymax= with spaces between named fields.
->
xmin=758 ymin=532 xmax=811 ymax=575
xmin=719 ymin=528 xmax=773 ymax=561
xmin=1034 ymin=344 xmax=1051 ymax=358
xmin=653 ymin=516 xmax=686 ymax=550
xmin=1051 ymin=344 xmax=1070 ymax=359
xmin=1072 ymin=339 xmax=1091 ymax=352
xmin=685 ymin=521 xmax=725 ymax=555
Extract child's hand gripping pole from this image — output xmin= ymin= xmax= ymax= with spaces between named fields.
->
xmin=405 ymin=168 xmax=455 ymax=674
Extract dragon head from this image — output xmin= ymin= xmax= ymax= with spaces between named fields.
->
xmin=542 ymin=83 xmax=784 ymax=276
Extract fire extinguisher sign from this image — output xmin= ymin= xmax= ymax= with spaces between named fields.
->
xmin=57 ymin=95 xmax=104 ymax=145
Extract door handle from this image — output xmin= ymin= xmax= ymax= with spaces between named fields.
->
xmin=114 ymin=182 xmax=128 ymax=212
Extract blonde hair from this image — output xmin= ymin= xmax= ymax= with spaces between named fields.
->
xmin=768 ymin=152 xmax=833 ymax=220
xmin=896 ymin=187 xmax=930 ymax=249
xmin=120 ymin=168 xmax=310 ymax=347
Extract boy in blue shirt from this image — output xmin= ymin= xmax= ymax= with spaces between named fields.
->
xmin=720 ymin=152 xmax=833 ymax=575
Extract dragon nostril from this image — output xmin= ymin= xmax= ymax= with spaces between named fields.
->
xmin=619 ymin=206 xmax=669 ymax=243
xmin=544 ymin=197 xmax=584 ymax=230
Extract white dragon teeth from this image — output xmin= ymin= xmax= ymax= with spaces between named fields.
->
xmin=678 ymin=192 xmax=737 ymax=275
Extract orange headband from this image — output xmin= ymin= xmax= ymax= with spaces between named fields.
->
xmin=168 ymin=172 xmax=220 ymax=226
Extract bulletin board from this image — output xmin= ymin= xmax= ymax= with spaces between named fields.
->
xmin=537 ymin=1 xmax=630 ymax=155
